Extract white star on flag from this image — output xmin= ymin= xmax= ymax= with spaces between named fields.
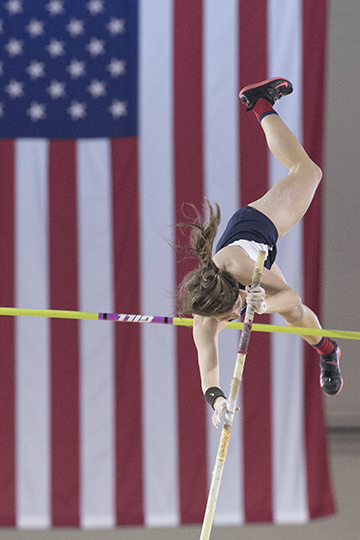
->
xmin=26 ymin=60 xmax=45 ymax=79
xmin=86 ymin=0 xmax=104 ymax=15
xmin=0 ymin=103 xmax=4 ymax=117
xmin=86 ymin=37 xmax=105 ymax=57
xmin=47 ymin=80 xmax=66 ymax=99
xmin=27 ymin=102 xmax=46 ymax=121
xmin=66 ymin=18 xmax=85 ymax=38
xmin=107 ymin=58 xmax=126 ymax=77
xmin=108 ymin=99 xmax=127 ymax=118
xmin=46 ymin=0 xmax=64 ymax=16
xmin=107 ymin=17 xmax=126 ymax=35
xmin=46 ymin=39 xmax=65 ymax=57
xmin=5 ymin=79 xmax=24 ymax=98
xmin=67 ymin=59 xmax=86 ymax=78
xmin=0 ymin=0 xmax=135 ymax=138
xmin=4 ymin=38 xmax=24 ymax=57
xmin=4 ymin=0 xmax=23 ymax=15
xmin=26 ymin=19 xmax=45 ymax=38
xmin=67 ymin=101 xmax=87 ymax=120
xmin=87 ymin=79 xmax=106 ymax=98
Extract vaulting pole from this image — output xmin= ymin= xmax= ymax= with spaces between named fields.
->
xmin=199 ymin=250 xmax=266 ymax=540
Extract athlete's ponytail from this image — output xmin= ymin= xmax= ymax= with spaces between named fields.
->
xmin=176 ymin=200 xmax=239 ymax=317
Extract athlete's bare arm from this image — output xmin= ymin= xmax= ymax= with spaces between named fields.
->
xmin=193 ymin=315 xmax=228 ymax=393
xmin=214 ymin=246 xmax=300 ymax=315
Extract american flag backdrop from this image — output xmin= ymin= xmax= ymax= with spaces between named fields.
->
xmin=0 ymin=0 xmax=335 ymax=530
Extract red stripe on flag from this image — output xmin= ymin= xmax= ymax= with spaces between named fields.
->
xmin=0 ymin=140 xmax=16 ymax=526
xmin=239 ymin=2 xmax=270 ymax=207
xmin=173 ymin=0 xmax=207 ymax=524
xmin=239 ymin=2 xmax=274 ymax=522
xmin=112 ymin=137 xmax=144 ymax=526
xmin=49 ymin=141 xmax=80 ymax=526
xmin=302 ymin=0 xmax=335 ymax=518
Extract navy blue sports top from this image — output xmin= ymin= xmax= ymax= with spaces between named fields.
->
xmin=215 ymin=205 xmax=278 ymax=270
xmin=215 ymin=206 xmax=279 ymax=318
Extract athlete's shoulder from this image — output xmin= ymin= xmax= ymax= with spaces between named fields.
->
xmin=193 ymin=315 xmax=227 ymax=340
xmin=214 ymin=246 xmax=254 ymax=287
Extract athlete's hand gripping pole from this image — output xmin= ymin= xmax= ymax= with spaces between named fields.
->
xmin=199 ymin=250 xmax=266 ymax=540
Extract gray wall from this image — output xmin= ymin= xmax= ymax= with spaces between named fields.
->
xmin=323 ymin=0 xmax=360 ymax=428
xmin=3 ymin=0 xmax=360 ymax=538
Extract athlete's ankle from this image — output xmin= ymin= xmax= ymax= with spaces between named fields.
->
xmin=312 ymin=337 xmax=335 ymax=356
xmin=252 ymin=98 xmax=278 ymax=123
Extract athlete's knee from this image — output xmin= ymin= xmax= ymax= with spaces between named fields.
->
xmin=297 ymin=161 xmax=322 ymax=184
xmin=310 ymin=162 xmax=322 ymax=184
xmin=305 ymin=162 xmax=322 ymax=186
xmin=280 ymin=297 xmax=305 ymax=324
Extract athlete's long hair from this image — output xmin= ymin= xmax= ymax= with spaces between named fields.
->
xmin=176 ymin=200 xmax=239 ymax=317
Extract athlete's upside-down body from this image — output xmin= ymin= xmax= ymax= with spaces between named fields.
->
xmin=177 ymin=78 xmax=343 ymax=428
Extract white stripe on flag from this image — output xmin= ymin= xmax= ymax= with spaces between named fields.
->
xmin=203 ymin=0 xmax=244 ymax=525
xmin=15 ymin=140 xmax=50 ymax=528
xmin=77 ymin=140 xmax=115 ymax=528
xmin=139 ymin=0 xmax=179 ymax=527
xmin=203 ymin=0 xmax=240 ymax=246
xmin=268 ymin=0 xmax=308 ymax=523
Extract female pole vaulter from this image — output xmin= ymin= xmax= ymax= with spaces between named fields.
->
xmin=177 ymin=78 xmax=342 ymax=427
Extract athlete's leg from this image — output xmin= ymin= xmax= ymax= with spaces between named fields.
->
xmin=239 ymin=78 xmax=322 ymax=239
xmin=249 ymin=113 xmax=322 ymax=239
xmin=270 ymin=262 xmax=343 ymax=396
xmin=269 ymin=263 xmax=322 ymax=345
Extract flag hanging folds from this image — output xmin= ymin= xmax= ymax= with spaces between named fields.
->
xmin=0 ymin=0 xmax=334 ymax=529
